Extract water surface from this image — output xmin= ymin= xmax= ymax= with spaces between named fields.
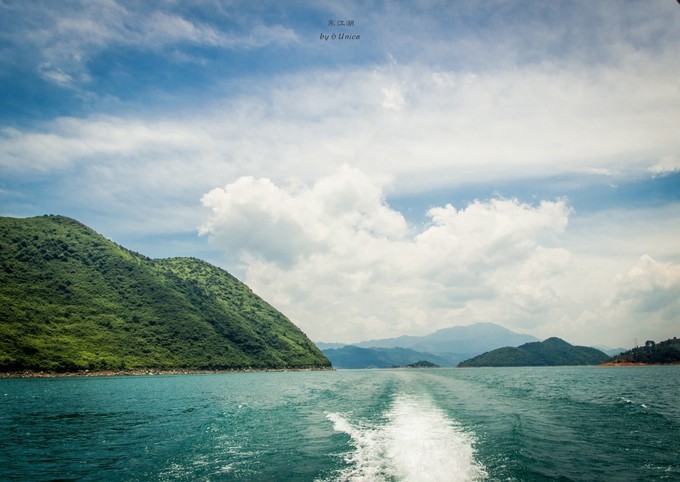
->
xmin=1 ymin=367 xmax=678 ymax=481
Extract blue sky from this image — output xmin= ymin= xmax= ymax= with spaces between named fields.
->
xmin=1 ymin=0 xmax=679 ymax=347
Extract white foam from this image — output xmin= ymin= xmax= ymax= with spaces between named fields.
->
xmin=327 ymin=412 xmax=395 ymax=480
xmin=326 ymin=395 xmax=487 ymax=481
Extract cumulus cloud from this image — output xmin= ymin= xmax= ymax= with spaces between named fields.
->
xmin=561 ymin=253 xmax=680 ymax=347
xmin=197 ymin=166 xmax=680 ymax=346
xmin=610 ymin=255 xmax=680 ymax=316
xmin=199 ymin=166 xmax=408 ymax=266
xmin=199 ymin=167 xmax=576 ymax=342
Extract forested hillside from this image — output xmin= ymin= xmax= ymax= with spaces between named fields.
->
xmin=458 ymin=337 xmax=610 ymax=367
xmin=0 ymin=215 xmax=330 ymax=372
xmin=606 ymin=338 xmax=680 ymax=365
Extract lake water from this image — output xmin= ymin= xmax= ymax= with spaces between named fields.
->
xmin=1 ymin=367 xmax=678 ymax=481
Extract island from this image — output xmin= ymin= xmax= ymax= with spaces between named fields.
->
xmin=458 ymin=337 xmax=610 ymax=367
xmin=402 ymin=360 xmax=439 ymax=368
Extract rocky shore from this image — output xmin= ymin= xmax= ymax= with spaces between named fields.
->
xmin=0 ymin=367 xmax=334 ymax=378
xmin=599 ymin=361 xmax=680 ymax=366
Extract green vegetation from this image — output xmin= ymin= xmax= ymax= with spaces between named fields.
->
xmin=405 ymin=360 xmax=439 ymax=368
xmin=458 ymin=337 xmax=611 ymax=367
xmin=607 ymin=338 xmax=680 ymax=365
xmin=0 ymin=215 xmax=330 ymax=372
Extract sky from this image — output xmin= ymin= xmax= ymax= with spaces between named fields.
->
xmin=1 ymin=0 xmax=679 ymax=348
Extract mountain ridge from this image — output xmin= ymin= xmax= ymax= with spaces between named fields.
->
xmin=321 ymin=345 xmax=472 ymax=369
xmin=351 ymin=322 xmax=539 ymax=354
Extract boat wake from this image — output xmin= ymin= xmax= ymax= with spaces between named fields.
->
xmin=325 ymin=394 xmax=487 ymax=481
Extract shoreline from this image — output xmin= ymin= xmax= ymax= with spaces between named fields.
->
xmin=0 ymin=367 xmax=334 ymax=379
xmin=599 ymin=362 xmax=680 ymax=367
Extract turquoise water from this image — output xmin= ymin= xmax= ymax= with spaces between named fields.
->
xmin=1 ymin=367 xmax=679 ymax=481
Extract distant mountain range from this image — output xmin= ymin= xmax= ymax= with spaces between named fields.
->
xmin=593 ymin=345 xmax=629 ymax=357
xmin=318 ymin=324 xmax=633 ymax=369
xmin=458 ymin=337 xmax=611 ymax=367
xmin=319 ymin=322 xmax=539 ymax=368
xmin=321 ymin=346 xmax=467 ymax=369
xmin=354 ymin=322 xmax=539 ymax=354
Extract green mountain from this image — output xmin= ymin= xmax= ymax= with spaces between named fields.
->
xmin=322 ymin=345 xmax=452 ymax=369
xmin=0 ymin=215 xmax=330 ymax=372
xmin=458 ymin=337 xmax=611 ymax=367
xmin=607 ymin=338 xmax=680 ymax=365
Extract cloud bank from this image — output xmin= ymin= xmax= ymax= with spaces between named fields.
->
xmin=3 ymin=55 xmax=678 ymax=187
xmin=199 ymin=167 xmax=680 ymax=345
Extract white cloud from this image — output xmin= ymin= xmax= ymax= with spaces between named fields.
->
xmin=199 ymin=167 xmax=577 ymax=342
xmin=2 ymin=51 xmax=678 ymax=188
xmin=648 ymin=155 xmax=680 ymax=177
xmin=200 ymin=176 xmax=322 ymax=267
xmin=143 ymin=11 xmax=224 ymax=46
xmin=4 ymin=1 xmax=297 ymax=87
xmin=609 ymin=255 xmax=680 ymax=316
xmin=381 ymin=85 xmax=406 ymax=110
xmin=196 ymin=166 xmax=680 ymax=346
xmin=537 ymin=206 xmax=680 ymax=347
xmin=2 ymin=1 xmax=677 ymax=185
xmin=559 ymin=253 xmax=680 ymax=348
xmin=0 ymin=116 xmax=214 ymax=172
xmin=38 ymin=66 xmax=74 ymax=86
xmin=199 ymin=166 xmax=408 ymax=267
